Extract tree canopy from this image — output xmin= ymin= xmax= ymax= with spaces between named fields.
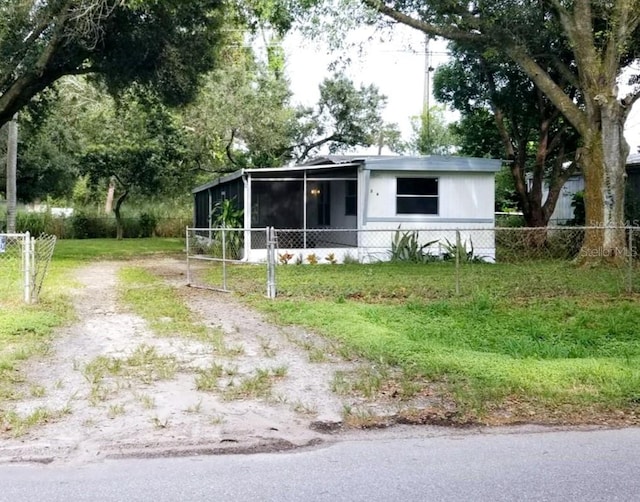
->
xmin=363 ymin=0 xmax=640 ymax=256
xmin=410 ymin=105 xmax=457 ymax=156
xmin=433 ymin=41 xmax=580 ymax=227
xmin=0 ymin=0 xmax=228 ymax=129
xmin=291 ymin=74 xmax=390 ymax=161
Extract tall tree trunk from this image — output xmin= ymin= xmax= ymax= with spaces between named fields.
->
xmin=6 ymin=114 xmax=18 ymax=233
xmin=113 ymin=189 xmax=128 ymax=241
xmin=105 ymin=177 xmax=116 ymax=214
xmin=580 ymin=105 xmax=629 ymax=263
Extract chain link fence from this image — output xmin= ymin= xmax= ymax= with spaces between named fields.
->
xmin=0 ymin=232 xmax=57 ymax=303
xmin=185 ymin=226 xmax=640 ymax=298
xmin=273 ymin=226 xmax=639 ymax=298
xmin=185 ymin=227 xmax=270 ymax=295
xmin=0 ymin=233 xmax=29 ymax=303
xmin=32 ymin=234 xmax=58 ymax=301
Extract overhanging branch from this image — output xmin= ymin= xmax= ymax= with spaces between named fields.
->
xmin=361 ymin=0 xmax=486 ymax=42
xmin=505 ymin=45 xmax=589 ymax=136
xmin=622 ymin=87 xmax=640 ymax=118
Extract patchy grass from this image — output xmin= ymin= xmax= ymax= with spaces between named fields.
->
xmin=1 ymin=405 xmax=73 ymax=437
xmin=108 ymin=404 xmax=126 ymax=419
xmin=118 ymin=266 xmax=232 ymax=349
xmin=248 ymin=261 xmax=640 ymax=424
xmin=223 ymin=367 xmax=287 ymax=401
xmin=83 ymin=345 xmax=178 ymax=406
xmin=194 ymin=363 xmax=226 ymax=392
xmin=0 ymin=291 xmax=73 ymax=425
xmin=0 ymin=237 xmax=185 ymax=425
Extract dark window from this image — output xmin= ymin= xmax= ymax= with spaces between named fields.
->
xmin=396 ymin=177 xmax=438 ymax=215
xmin=345 ymin=180 xmax=357 ymax=216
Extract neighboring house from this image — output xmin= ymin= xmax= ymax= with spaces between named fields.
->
xmin=529 ymin=174 xmax=585 ymax=224
xmin=628 ymin=153 xmax=640 ymax=202
xmin=535 ymin=152 xmax=640 ymax=224
xmin=192 ymin=155 xmax=503 ymax=262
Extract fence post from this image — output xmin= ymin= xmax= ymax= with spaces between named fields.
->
xmin=186 ymin=227 xmax=191 ymax=286
xmin=221 ymin=225 xmax=227 ymax=291
xmin=628 ymin=227 xmax=634 ymax=294
xmin=455 ymin=230 xmax=461 ymax=296
xmin=30 ymin=234 xmax=36 ymax=302
xmin=266 ymin=227 xmax=277 ymax=299
xmin=23 ymin=231 xmax=31 ymax=303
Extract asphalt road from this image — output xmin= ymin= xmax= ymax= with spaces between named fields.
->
xmin=1 ymin=427 xmax=639 ymax=501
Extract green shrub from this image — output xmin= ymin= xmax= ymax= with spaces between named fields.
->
xmin=495 ymin=213 xmax=525 ymax=228
xmin=442 ymin=237 xmax=486 ymax=263
xmin=138 ymin=213 xmax=157 ymax=238
xmin=155 ymin=217 xmax=191 ymax=238
xmin=71 ymin=212 xmax=113 ymax=239
xmin=390 ymin=228 xmax=438 ymax=263
xmin=16 ymin=212 xmax=49 ymax=235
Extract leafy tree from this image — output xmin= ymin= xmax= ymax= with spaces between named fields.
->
xmin=433 ymin=44 xmax=580 ymax=228
xmin=450 ymin=108 xmax=504 ymax=160
xmin=0 ymin=0 xmax=229 ymax=130
xmin=184 ymin=51 xmax=394 ymax=170
xmin=291 ymin=74 xmax=389 ymax=162
xmin=410 ymin=105 xmax=458 ymax=155
xmin=363 ymin=0 xmax=640 ymax=259
xmin=369 ymin=122 xmax=407 ymax=155
xmin=181 ymin=39 xmax=297 ymax=172
xmin=12 ymin=90 xmax=81 ymax=202
xmin=78 ymin=91 xmax=189 ymax=239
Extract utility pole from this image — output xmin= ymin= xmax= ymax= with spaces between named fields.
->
xmin=422 ymin=36 xmax=434 ymax=152
xmin=422 ymin=35 xmax=431 ymax=116
xmin=6 ymin=114 xmax=17 ymax=233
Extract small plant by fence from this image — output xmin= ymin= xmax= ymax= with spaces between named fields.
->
xmin=185 ymin=226 xmax=640 ymax=298
xmin=0 ymin=232 xmax=57 ymax=303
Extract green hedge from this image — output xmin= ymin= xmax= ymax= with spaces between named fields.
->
xmin=7 ymin=212 xmax=190 ymax=239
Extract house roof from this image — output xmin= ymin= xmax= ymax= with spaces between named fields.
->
xmin=628 ymin=153 xmax=640 ymax=167
xmin=192 ymin=170 xmax=244 ymax=193
xmin=192 ymin=155 xmax=503 ymax=193
xmin=323 ymin=155 xmax=503 ymax=172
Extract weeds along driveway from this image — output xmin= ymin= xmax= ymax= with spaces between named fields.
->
xmin=0 ymin=258 xmax=440 ymax=464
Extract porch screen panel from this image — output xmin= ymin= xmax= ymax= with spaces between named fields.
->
xmin=251 ymin=180 xmax=303 ymax=228
xmin=194 ymin=191 xmax=210 ymax=228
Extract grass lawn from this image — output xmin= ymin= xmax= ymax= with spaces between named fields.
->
xmin=243 ymin=260 xmax=640 ymax=424
xmin=0 ymin=238 xmax=185 ymax=415
xmin=53 ymin=237 xmax=184 ymax=262
xmin=3 ymin=237 xmax=639 ymax=427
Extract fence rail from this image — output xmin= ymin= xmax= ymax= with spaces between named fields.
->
xmin=185 ymin=226 xmax=640 ymax=299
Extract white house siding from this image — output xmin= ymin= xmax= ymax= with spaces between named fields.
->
xmin=203 ymin=157 xmax=502 ymax=264
xmin=364 ymin=171 xmax=495 ymax=222
xmin=549 ymin=176 xmax=584 ymax=223
xmin=536 ymin=175 xmax=585 ymax=224
xmin=360 ymin=171 xmax=496 ymax=262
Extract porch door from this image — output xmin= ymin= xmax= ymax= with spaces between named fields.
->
xmin=317 ymin=181 xmax=330 ymax=226
xmin=308 ymin=181 xmax=330 ymax=227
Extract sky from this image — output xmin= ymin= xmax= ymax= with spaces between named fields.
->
xmin=281 ymin=25 xmax=640 ymax=156
xmin=282 ymin=24 xmax=449 ymax=149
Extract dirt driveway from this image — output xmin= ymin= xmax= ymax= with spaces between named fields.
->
xmin=0 ymin=258 xmax=439 ymax=464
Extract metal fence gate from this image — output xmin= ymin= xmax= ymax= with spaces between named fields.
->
xmin=185 ymin=227 xmax=276 ymax=297
xmin=0 ymin=232 xmax=57 ymax=303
